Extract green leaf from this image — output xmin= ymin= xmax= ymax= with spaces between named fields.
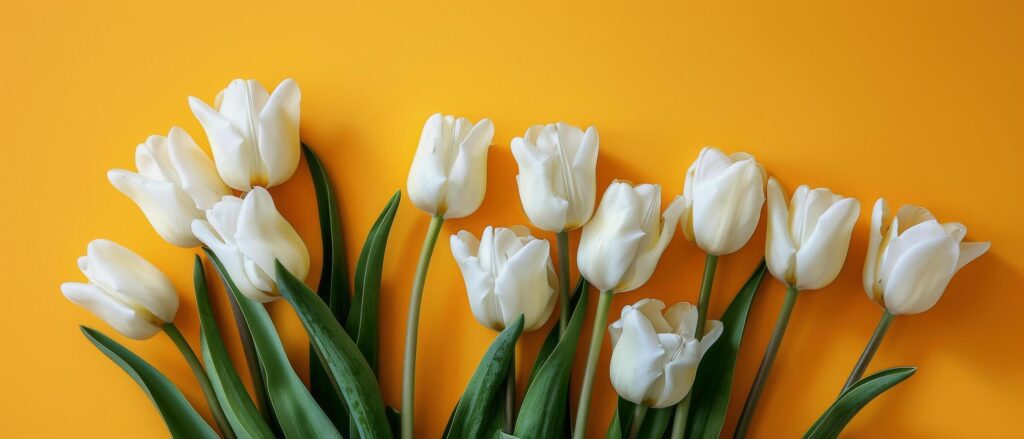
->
xmin=193 ymin=256 xmax=274 ymax=439
xmin=635 ymin=407 xmax=672 ymax=438
xmin=346 ymin=190 xmax=401 ymax=374
xmin=685 ymin=260 xmax=768 ymax=439
xmin=275 ymin=260 xmax=393 ymax=438
xmin=204 ymin=249 xmax=342 ymax=439
xmin=445 ymin=315 xmax=525 ymax=439
xmin=804 ymin=367 xmax=916 ymax=439
xmin=223 ymin=287 xmax=273 ymax=426
xmin=525 ymin=278 xmax=587 ymax=388
xmin=606 ymin=397 xmax=634 ymax=439
xmin=303 ymin=143 xmax=352 ymax=430
xmin=81 ymin=326 xmax=218 ymax=439
xmin=514 ymin=287 xmax=588 ymax=438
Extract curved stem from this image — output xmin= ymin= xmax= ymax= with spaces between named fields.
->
xmin=401 ymin=215 xmax=445 ymax=439
xmin=670 ymin=253 xmax=718 ymax=439
xmin=733 ymin=284 xmax=800 ymax=438
xmin=841 ymin=310 xmax=895 ymax=394
xmin=163 ymin=323 xmax=234 ymax=439
xmin=504 ymin=349 xmax=517 ymax=434
xmin=556 ymin=231 xmax=572 ymax=335
xmin=627 ymin=404 xmax=648 ymax=439
xmin=573 ymin=289 xmax=615 ymax=439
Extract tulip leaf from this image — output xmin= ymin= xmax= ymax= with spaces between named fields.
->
xmin=685 ymin=260 xmax=768 ymax=439
xmin=222 ymin=286 xmax=274 ymax=426
xmin=192 ymin=256 xmax=274 ymax=439
xmin=204 ymin=249 xmax=342 ymax=439
xmin=445 ymin=315 xmax=525 ymax=439
xmin=804 ymin=367 xmax=916 ymax=439
xmin=346 ymin=190 xmax=401 ymax=374
xmin=514 ymin=286 xmax=588 ymax=438
xmin=606 ymin=397 xmax=634 ymax=439
xmin=80 ymin=326 xmax=218 ymax=439
xmin=525 ymin=277 xmax=587 ymax=388
xmin=275 ymin=260 xmax=393 ymax=438
xmin=303 ymin=143 xmax=353 ymax=430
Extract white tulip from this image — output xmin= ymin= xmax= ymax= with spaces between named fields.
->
xmin=192 ymin=187 xmax=309 ymax=302
xmin=511 ymin=122 xmax=599 ymax=232
xmin=765 ymin=178 xmax=861 ymax=290
xmin=406 ymin=113 xmax=494 ymax=219
xmin=681 ymin=147 xmax=767 ymax=256
xmin=108 ymin=127 xmax=230 ymax=247
xmin=578 ymin=181 xmax=686 ymax=293
xmin=450 ymin=226 xmax=557 ymax=332
xmin=61 ymin=239 xmax=179 ymax=340
xmin=609 ymin=299 xmax=722 ymax=408
xmin=863 ymin=199 xmax=989 ymax=315
xmin=189 ymin=78 xmax=301 ymax=191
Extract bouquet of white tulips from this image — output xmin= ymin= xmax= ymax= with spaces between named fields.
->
xmin=62 ymin=78 xmax=990 ymax=439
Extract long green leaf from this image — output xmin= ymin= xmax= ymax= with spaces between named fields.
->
xmin=804 ymin=367 xmax=916 ymax=438
xmin=514 ymin=287 xmax=588 ymax=438
xmin=347 ymin=190 xmax=401 ymax=374
xmin=204 ymin=249 xmax=341 ymax=438
xmin=606 ymin=396 xmax=634 ymax=439
xmin=685 ymin=260 xmax=768 ymax=439
xmin=525 ymin=278 xmax=587 ymax=388
xmin=81 ymin=326 xmax=218 ymax=439
xmin=445 ymin=315 xmax=525 ymax=439
xmin=275 ymin=261 xmax=393 ymax=438
xmin=193 ymin=256 xmax=274 ymax=439
xmin=303 ymin=143 xmax=352 ymax=430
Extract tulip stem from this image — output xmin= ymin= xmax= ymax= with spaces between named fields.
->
xmin=734 ymin=284 xmax=800 ymax=439
xmin=504 ymin=349 xmax=517 ymax=433
xmin=556 ymin=230 xmax=572 ymax=335
xmin=573 ymin=289 xmax=615 ymax=439
xmin=401 ymin=214 xmax=445 ymax=439
xmin=163 ymin=322 xmax=234 ymax=439
xmin=841 ymin=310 xmax=895 ymax=394
xmin=669 ymin=253 xmax=718 ymax=439
xmin=628 ymin=404 xmax=648 ymax=439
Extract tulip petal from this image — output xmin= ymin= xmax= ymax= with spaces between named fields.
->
xmin=881 ymin=235 xmax=959 ymax=315
xmin=108 ymin=170 xmax=202 ymax=247
xmin=664 ymin=301 xmax=699 ymax=339
xmin=644 ymin=346 xmax=699 ymax=408
xmin=189 ymin=95 xmax=254 ymax=191
xmin=441 ymin=118 xmax=494 ymax=218
xmin=83 ymin=239 xmax=179 ymax=323
xmin=495 ymin=239 xmax=556 ymax=331
xmin=236 ymin=187 xmax=310 ymax=287
xmin=608 ymin=305 xmax=667 ymax=405
xmin=512 ymin=137 xmax=569 ymax=232
xmin=451 ymin=231 xmax=502 ymax=331
xmin=793 ymin=197 xmax=860 ymax=290
xmin=691 ymin=158 xmax=765 ymax=255
xmin=259 ymin=79 xmax=301 ymax=187
xmin=765 ymin=178 xmax=797 ymax=285
xmin=620 ymin=194 xmax=686 ymax=292
xmin=62 ymin=282 xmax=162 ymax=340
xmin=577 ymin=181 xmax=645 ymax=292
xmin=955 ymin=241 xmax=990 ymax=273
xmin=406 ymin=113 xmax=449 ymax=216
xmin=863 ymin=199 xmax=889 ymax=303
xmin=192 ymin=218 xmax=275 ymax=303
xmin=167 ymin=127 xmax=230 ymax=210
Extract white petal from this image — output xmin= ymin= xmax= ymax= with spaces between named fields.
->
xmin=955 ymin=241 xmax=990 ymax=273
xmin=189 ymin=95 xmax=254 ymax=191
xmin=407 ymin=113 xmax=449 ymax=216
xmin=765 ymin=178 xmax=796 ymax=286
xmin=236 ymin=188 xmax=309 ymax=290
xmin=494 ymin=239 xmax=556 ymax=331
xmin=569 ymin=126 xmax=600 ymax=229
xmin=62 ymin=282 xmax=162 ymax=340
xmin=608 ymin=305 xmax=667 ymax=405
xmin=83 ymin=239 xmax=179 ymax=323
xmin=167 ymin=127 xmax=230 ymax=210
xmin=259 ymin=78 xmax=301 ymax=187
xmin=619 ymin=195 xmax=686 ymax=292
xmin=863 ymin=198 xmax=889 ymax=304
xmin=441 ymin=118 xmax=494 ymax=219
xmin=793 ymin=197 xmax=860 ymax=290
xmin=577 ymin=181 xmax=645 ymax=292
xmin=108 ymin=170 xmax=203 ymax=247
xmin=192 ymin=219 xmax=275 ymax=302
xmin=690 ymin=158 xmax=765 ymax=255
xmin=663 ymin=301 xmax=699 ymax=339
xmin=882 ymin=235 xmax=958 ymax=315
xmin=511 ymin=137 xmax=569 ymax=232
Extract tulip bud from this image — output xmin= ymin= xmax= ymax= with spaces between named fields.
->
xmin=108 ymin=127 xmax=231 ymax=247
xmin=61 ymin=239 xmax=179 ymax=340
xmin=511 ymin=122 xmax=599 ymax=232
xmin=578 ymin=181 xmax=686 ymax=293
xmin=765 ymin=178 xmax=860 ymax=290
xmin=863 ymin=199 xmax=989 ymax=315
xmin=407 ymin=113 xmax=494 ymax=219
xmin=189 ymin=78 xmax=301 ymax=191
xmin=450 ymin=226 xmax=557 ymax=332
xmin=681 ymin=147 xmax=767 ymax=256
xmin=191 ymin=187 xmax=309 ymax=302
xmin=609 ymin=299 xmax=721 ymax=408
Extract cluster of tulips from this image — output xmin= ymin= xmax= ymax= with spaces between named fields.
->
xmin=63 ymin=77 xmax=989 ymax=439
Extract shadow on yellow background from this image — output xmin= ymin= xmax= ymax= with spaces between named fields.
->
xmin=1 ymin=0 xmax=1021 ymax=437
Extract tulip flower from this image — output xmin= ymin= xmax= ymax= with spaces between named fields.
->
xmin=511 ymin=121 xmax=599 ymax=334
xmin=839 ymin=199 xmax=989 ymax=394
xmin=108 ymin=127 xmax=230 ymax=247
xmin=450 ymin=226 xmax=557 ymax=332
xmin=511 ymin=122 xmax=599 ymax=232
xmin=402 ymin=112 xmax=493 ymax=437
xmin=680 ymin=147 xmax=767 ymax=256
xmin=574 ymin=180 xmax=686 ymax=439
xmin=61 ymin=239 xmax=179 ymax=340
xmin=189 ymin=78 xmax=301 ymax=191
xmin=609 ymin=299 xmax=721 ymax=410
xmin=191 ymin=187 xmax=309 ymax=302
xmin=735 ymin=179 xmax=861 ymax=437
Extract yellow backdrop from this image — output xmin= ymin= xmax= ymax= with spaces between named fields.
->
xmin=2 ymin=0 xmax=1021 ymax=437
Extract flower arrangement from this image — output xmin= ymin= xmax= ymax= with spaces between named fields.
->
xmin=62 ymin=78 xmax=989 ymax=439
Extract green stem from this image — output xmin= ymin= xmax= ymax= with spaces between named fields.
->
xmin=401 ymin=215 xmax=445 ymax=439
xmin=841 ymin=310 xmax=895 ymax=393
xmin=733 ymin=284 xmax=800 ymax=438
xmin=163 ymin=323 xmax=234 ymax=439
xmin=556 ymin=230 xmax=572 ymax=335
xmin=572 ymin=289 xmax=615 ymax=439
xmin=627 ymin=404 xmax=648 ymax=439
xmin=504 ymin=348 xmax=517 ymax=434
xmin=669 ymin=253 xmax=718 ymax=439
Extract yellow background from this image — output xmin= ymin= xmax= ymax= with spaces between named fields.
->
xmin=2 ymin=0 xmax=1021 ymax=437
